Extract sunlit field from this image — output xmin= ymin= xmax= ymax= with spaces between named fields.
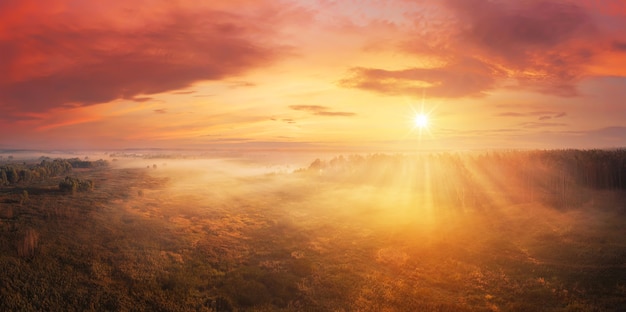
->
xmin=1 ymin=150 xmax=625 ymax=311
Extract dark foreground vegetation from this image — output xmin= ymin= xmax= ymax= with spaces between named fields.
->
xmin=0 ymin=150 xmax=625 ymax=311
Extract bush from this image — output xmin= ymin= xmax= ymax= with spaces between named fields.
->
xmin=59 ymin=176 xmax=94 ymax=193
xmin=19 ymin=190 xmax=29 ymax=205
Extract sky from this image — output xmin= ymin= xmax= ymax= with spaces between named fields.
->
xmin=1 ymin=0 xmax=626 ymax=151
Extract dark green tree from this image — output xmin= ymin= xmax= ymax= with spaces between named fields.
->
xmin=6 ymin=167 xmax=18 ymax=184
xmin=0 ymin=170 xmax=7 ymax=185
xmin=59 ymin=176 xmax=94 ymax=193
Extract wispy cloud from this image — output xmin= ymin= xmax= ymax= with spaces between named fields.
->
xmin=132 ymin=97 xmax=153 ymax=103
xmin=289 ymin=105 xmax=356 ymax=117
xmin=519 ymin=122 xmax=568 ymax=129
xmin=497 ymin=112 xmax=525 ymax=117
xmin=228 ymin=81 xmax=256 ymax=88
xmin=340 ymin=58 xmax=499 ymax=98
xmin=497 ymin=111 xmax=567 ymax=121
xmin=171 ymin=90 xmax=196 ymax=95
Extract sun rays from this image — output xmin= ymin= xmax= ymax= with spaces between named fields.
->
xmin=414 ymin=113 xmax=429 ymax=129
xmin=404 ymin=90 xmax=438 ymax=143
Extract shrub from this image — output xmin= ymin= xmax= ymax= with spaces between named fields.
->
xmin=19 ymin=190 xmax=29 ymax=205
xmin=59 ymin=176 xmax=94 ymax=193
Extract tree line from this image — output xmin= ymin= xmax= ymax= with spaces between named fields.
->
xmin=0 ymin=158 xmax=107 ymax=186
xmin=298 ymin=149 xmax=626 ymax=209
xmin=0 ymin=159 xmax=73 ymax=186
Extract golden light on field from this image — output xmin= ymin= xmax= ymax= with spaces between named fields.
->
xmin=1 ymin=0 xmax=626 ymax=310
xmin=2 ymin=149 xmax=626 ymax=311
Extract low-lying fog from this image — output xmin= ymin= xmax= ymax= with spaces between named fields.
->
xmin=3 ymin=150 xmax=625 ymax=310
xmin=99 ymin=151 xmax=626 ymax=238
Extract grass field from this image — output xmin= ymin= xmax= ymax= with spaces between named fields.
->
xmin=1 ymin=151 xmax=625 ymax=311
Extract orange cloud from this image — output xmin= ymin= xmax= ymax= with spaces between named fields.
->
xmin=341 ymin=0 xmax=622 ymax=97
xmin=289 ymin=105 xmax=356 ymax=117
xmin=1 ymin=0 xmax=625 ymax=150
xmin=0 ymin=0 xmax=307 ymax=117
xmin=340 ymin=58 xmax=501 ymax=98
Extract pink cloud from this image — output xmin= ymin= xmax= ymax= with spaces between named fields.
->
xmin=0 ymin=0 xmax=305 ymax=116
xmin=342 ymin=0 xmax=620 ymax=97
xmin=340 ymin=57 xmax=501 ymax=98
xmin=450 ymin=0 xmax=597 ymax=95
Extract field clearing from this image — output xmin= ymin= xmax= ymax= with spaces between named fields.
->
xmin=1 ymin=153 xmax=625 ymax=311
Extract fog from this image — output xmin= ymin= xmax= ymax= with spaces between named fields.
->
xmin=1 ymin=150 xmax=625 ymax=311
xmin=112 ymin=152 xmax=626 ymax=286
xmin=109 ymin=151 xmax=626 ymax=247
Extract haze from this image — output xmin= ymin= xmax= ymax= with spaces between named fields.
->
xmin=1 ymin=0 xmax=626 ymax=311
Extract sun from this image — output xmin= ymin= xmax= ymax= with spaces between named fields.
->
xmin=414 ymin=113 xmax=429 ymax=129
xmin=404 ymin=92 xmax=437 ymax=142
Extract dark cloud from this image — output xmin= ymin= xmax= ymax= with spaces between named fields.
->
xmin=132 ymin=97 xmax=153 ymax=103
xmin=154 ymin=109 xmax=167 ymax=114
xmin=0 ymin=5 xmax=294 ymax=115
xmin=612 ymin=41 xmax=626 ymax=52
xmin=447 ymin=0 xmax=593 ymax=54
xmin=289 ymin=105 xmax=356 ymax=117
xmin=339 ymin=58 xmax=500 ymax=98
xmin=444 ymin=0 xmax=595 ymax=95
xmin=348 ymin=0 xmax=600 ymax=98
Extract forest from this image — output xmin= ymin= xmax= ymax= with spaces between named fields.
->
xmin=0 ymin=149 xmax=624 ymax=311
xmin=299 ymin=149 xmax=626 ymax=209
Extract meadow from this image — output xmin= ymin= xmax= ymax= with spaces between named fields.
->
xmin=0 ymin=150 xmax=625 ymax=311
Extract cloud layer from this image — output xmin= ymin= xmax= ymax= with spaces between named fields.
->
xmin=0 ymin=0 xmax=300 ymax=115
xmin=340 ymin=58 xmax=500 ymax=98
xmin=340 ymin=0 xmax=617 ymax=98
xmin=0 ymin=0 xmax=624 ymax=150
